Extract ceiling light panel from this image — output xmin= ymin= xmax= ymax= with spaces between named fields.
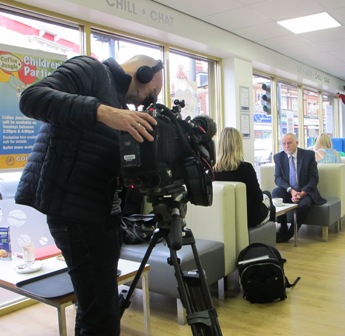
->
xmin=277 ymin=12 xmax=341 ymax=34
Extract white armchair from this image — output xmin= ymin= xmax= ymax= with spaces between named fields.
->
xmin=186 ymin=182 xmax=247 ymax=276
xmin=187 ymin=181 xmax=276 ymax=275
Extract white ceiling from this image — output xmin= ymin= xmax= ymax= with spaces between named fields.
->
xmin=153 ymin=0 xmax=345 ymax=82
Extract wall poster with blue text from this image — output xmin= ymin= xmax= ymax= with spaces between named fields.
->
xmin=0 ymin=44 xmax=66 ymax=169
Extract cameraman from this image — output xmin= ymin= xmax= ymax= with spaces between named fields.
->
xmin=15 ymin=55 xmax=163 ymax=335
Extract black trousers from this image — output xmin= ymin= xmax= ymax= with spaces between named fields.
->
xmin=47 ymin=215 xmax=122 ymax=336
xmin=272 ymin=186 xmax=313 ymax=231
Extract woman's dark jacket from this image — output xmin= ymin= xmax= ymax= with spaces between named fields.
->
xmin=214 ymin=161 xmax=268 ymax=227
xmin=15 ymin=56 xmax=131 ymax=225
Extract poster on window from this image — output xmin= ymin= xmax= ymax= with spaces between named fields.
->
xmin=0 ymin=44 xmax=66 ymax=169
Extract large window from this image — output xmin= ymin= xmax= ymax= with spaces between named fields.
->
xmin=277 ymin=82 xmax=299 ymax=148
xmin=252 ymin=75 xmax=273 ymax=166
xmin=0 ymin=9 xmax=82 ymax=172
xmin=322 ymin=94 xmax=335 ymax=137
xmin=303 ymin=91 xmax=335 ymax=149
xmin=91 ymin=30 xmax=162 ymax=64
xmin=254 ymin=74 xmax=335 ymax=156
xmin=0 ymin=9 xmax=83 ymax=308
xmin=169 ymin=50 xmax=217 ymax=120
xmin=0 ymin=10 xmax=81 ymax=58
xmin=303 ymin=89 xmax=320 ymax=148
xmin=91 ymin=30 xmax=164 ymax=108
xmin=90 ymin=31 xmax=219 ymax=122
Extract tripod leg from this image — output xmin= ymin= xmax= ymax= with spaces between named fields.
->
xmin=119 ymin=228 xmax=162 ymax=318
xmin=167 ymin=229 xmax=223 ymax=336
xmin=119 ymin=216 xmax=223 ymax=335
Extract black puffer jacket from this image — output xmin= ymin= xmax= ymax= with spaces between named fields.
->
xmin=15 ymin=56 xmax=132 ymax=225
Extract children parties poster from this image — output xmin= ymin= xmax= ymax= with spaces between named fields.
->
xmin=0 ymin=44 xmax=66 ymax=169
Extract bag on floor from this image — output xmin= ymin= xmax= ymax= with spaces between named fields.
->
xmin=237 ymin=242 xmax=300 ymax=303
xmin=121 ymin=214 xmax=157 ymax=244
xmin=121 ymin=187 xmax=158 ymax=244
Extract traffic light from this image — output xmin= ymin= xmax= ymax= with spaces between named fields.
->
xmin=262 ymin=82 xmax=271 ymax=114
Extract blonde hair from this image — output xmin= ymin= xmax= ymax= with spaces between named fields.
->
xmin=314 ymin=133 xmax=333 ymax=150
xmin=214 ymin=127 xmax=243 ymax=172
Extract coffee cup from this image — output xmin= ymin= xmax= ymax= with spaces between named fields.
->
xmin=272 ymin=198 xmax=283 ymax=207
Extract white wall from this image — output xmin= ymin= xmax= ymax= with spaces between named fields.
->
xmin=222 ymin=57 xmax=254 ymax=163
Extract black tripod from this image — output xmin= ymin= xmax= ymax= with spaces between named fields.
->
xmin=119 ymin=189 xmax=223 ymax=335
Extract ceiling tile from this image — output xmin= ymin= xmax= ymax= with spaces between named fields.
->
xmin=205 ymin=7 xmax=270 ymax=30
xmin=152 ymin=0 xmax=243 ymax=18
xmin=233 ymin=22 xmax=290 ymax=41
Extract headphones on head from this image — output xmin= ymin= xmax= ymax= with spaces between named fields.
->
xmin=135 ymin=60 xmax=163 ymax=84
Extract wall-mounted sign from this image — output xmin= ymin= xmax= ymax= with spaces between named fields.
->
xmin=241 ymin=113 xmax=250 ymax=138
xmin=240 ymin=86 xmax=249 ymax=112
xmin=253 ymin=113 xmax=272 ymax=123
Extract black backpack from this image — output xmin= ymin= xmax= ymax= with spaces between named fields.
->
xmin=237 ymin=242 xmax=300 ymax=303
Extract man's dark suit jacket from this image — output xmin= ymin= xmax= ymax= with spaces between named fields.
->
xmin=274 ymin=148 xmax=326 ymax=205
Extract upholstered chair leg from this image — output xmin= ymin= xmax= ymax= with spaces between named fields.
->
xmin=176 ymin=298 xmax=187 ymax=325
xmin=322 ymin=227 xmax=328 ymax=242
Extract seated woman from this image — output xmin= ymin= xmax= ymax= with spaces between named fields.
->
xmin=313 ymin=133 xmax=341 ymax=163
xmin=213 ymin=127 xmax=275 ymax=228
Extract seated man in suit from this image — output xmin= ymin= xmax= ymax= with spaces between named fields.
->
xmin=272 ymin=133 xmax=326 ymax=243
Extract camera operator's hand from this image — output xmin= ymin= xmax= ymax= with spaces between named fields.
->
xmin=97 ymin=104 xmax=157 ymax=142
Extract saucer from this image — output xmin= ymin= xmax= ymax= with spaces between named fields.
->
xmin=14 ymin=260 xmax=44 ymax=274
xmin=56 ymin=254 xmax=65 ymax=261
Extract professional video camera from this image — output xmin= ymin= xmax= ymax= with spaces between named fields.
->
xmin=119 ymin=99 xmax=217 ymax=206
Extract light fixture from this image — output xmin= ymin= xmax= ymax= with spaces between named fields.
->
xmin=277 ymin=12 xmax=341 ymax=34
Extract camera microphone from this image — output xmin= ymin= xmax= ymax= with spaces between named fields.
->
xmin=191 ymin=115 xmax=217 ymax=143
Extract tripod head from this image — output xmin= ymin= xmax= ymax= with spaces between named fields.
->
xmin=146 ymin=186 xmax=188 ymax=250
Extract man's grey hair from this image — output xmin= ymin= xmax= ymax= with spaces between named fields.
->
xmin=282 ymin=133 xmax=298 ymax=141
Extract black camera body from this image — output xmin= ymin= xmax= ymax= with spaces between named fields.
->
xmin=119 ymin=101 xmax=216 ymax=206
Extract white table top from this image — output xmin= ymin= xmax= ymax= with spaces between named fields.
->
xmin=0 ymin=256 xmax=151 ymax=335
xmin=117 ymin=259 xmax=150 ymax=284
xmin=0 ymin=256 xmax=149 ymax=290
xmin=0 ymin=256 xmax=67 ymax=290
xmin=275 ymin=203 xmax=298 ymax=217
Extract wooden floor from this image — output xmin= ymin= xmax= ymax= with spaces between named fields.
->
xmin=1 ymin=224 xmax=345 ymax=336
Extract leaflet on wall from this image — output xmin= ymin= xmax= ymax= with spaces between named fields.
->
xmin=0 ymin=44 xmax=66 ymax=169
xmin=240 ymin=86 xmax=250 ymax=112
xmin=241 ymin=113 xmax=250 ymax=138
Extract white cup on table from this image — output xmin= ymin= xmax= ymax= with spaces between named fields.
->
xmin=272 ymin=198 xmax=283 ymax=207
xmin=21 ymin=241 xmax=35 ymax=266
